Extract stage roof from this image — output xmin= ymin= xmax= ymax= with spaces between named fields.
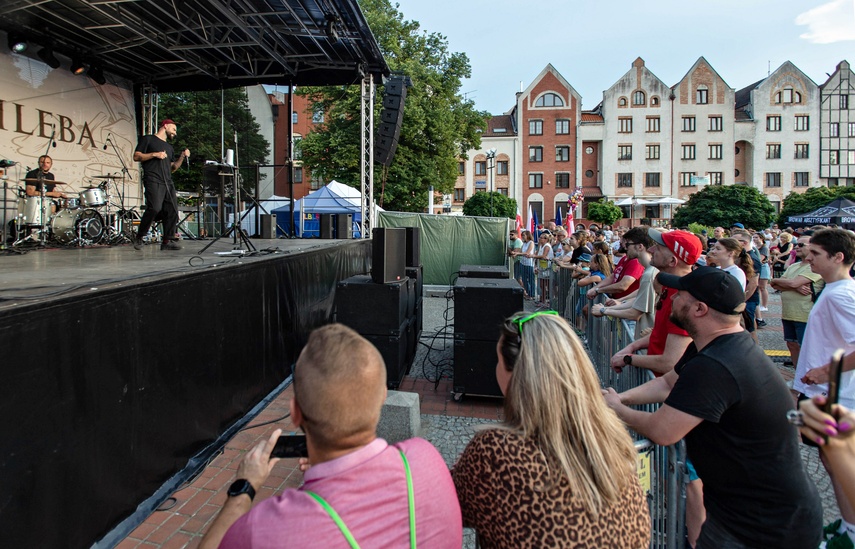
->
xmin=0 ymin=0 xmax=389 ymax=91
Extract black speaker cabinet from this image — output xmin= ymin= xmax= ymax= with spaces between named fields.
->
xmin=260 ymin=214 xmax=276 ymax=239
xmin=454 ymin=277 xmax=524 ymax=341
xmin=405 ymin=227 xmax=420 ymax=267
xmin=405 ymin=265 xmax=423 ymax=303
xmin=363 ymin=321 xmax=409 ymax=389
xmin=372 ymin=227 xmax=406 ymax=284
xmin=335 ymin=214 xmax=353 ymax=239
xmin=335 ymin=275 xmax=409 ymax=334
xmin=453 ymin=338 xmax=503 ymax=398
xmin=459 ymin=264 xmax=510 ymax=279
xmin=319 ymin=213 xmax=334 ymax=239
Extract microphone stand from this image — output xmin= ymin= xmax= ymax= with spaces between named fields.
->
xmin=34 ymin=127 xmax=57 ymax=246
xmin=105 ymin=137 xmax=134 ymax=243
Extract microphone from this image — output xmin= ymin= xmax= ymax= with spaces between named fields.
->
xmin=103 ymin=133 xmax=113 ymax=150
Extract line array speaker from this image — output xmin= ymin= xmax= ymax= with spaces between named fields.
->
xmin=375 ymin=75 xmax=408 ymax=167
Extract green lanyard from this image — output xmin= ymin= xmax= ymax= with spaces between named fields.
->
xmin=304 ymin=450 xmax=416 ymax=549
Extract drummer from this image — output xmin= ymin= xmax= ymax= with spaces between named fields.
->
xmin=25 ymin=155 xmax=67 ymax=200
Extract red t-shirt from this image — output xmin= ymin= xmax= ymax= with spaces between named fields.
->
xmin=610 ymin=256 xmax=644 ymax=299
xmin=648 ymin=287 xmax=689 ymax=356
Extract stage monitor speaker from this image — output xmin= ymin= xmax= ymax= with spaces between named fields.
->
xmin=335 ymin=214 xmax=353 ymax=239
xmin=372 ymin=227 xmax=406 ymax=284
xmin=319 ymin=213 xmax=334 ymax=239
xmin=453 ymin=338 xmax=504 ymax=398
xmin=405 ymin=265 xmax=423 ymax=303
xmin=459 ymin=264 xmax=510 ymax=279
xmin=335 ymin=275 xmax=409 ymax=334
xmin=362 ymin=320 xmax=409 ymax=389
xmin=260 ymin=214 xmax=276 ymax=239
xmin=454 ymin=277 xmax=524 ymax=341
xmin=404 ymin=227 xmax=420 ymax=267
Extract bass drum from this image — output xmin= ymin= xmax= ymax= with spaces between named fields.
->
xmin=51 ymin=208 xmax=104 ymax=244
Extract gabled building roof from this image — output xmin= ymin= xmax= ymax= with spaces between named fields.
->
xmin=520 ymin=63 xmax=582 ymax=105
xmin=672 ymin=56 xmax=731 ymax=91
xmin=484 ymin=114 xmax=517 ymax=137
xmin=735 ymin=79 xmax=765 ymax=110
xmin=581 ymin=112 xmax=604 ymax=123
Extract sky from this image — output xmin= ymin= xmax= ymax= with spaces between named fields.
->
xmin=392 ymin=0 xmax=855 ymax=115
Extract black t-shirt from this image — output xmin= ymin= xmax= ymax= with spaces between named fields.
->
xmin=665 ymin=332 xmax=821 ymax=548
xmin=134 ymin=135 xmax=175 ymax=186
xmin=25 ymin=169 xmax=55 ymax=193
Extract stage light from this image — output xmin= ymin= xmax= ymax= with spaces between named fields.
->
xmin=70 ymin=57 xmax=85 ymax=75
xmin=88 ymin=64 xmax=106 ymax=85
xmin=37 ymin=46 xmax=61 ymax=69
xmin=7 ymin=33 xmax=27 ymax=53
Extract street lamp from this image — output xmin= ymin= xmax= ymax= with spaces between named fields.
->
xmin=486 ymin=148 xmax=497 ymax=216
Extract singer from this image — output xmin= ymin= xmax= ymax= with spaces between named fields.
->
xmin=132 ymin=119 xmax=190 ymax=251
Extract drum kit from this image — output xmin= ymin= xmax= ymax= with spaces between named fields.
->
xmin=13 ymin=175 xmax=139 ymax=247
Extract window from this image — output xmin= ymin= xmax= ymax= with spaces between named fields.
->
xmin=841 ymin=95 xmax=849 ymax=109
xmin=529 ymin=120 xmax=543 ymax=135
xmin=633 ymin=90 xmax=645 ymax=105
xmin=766 ymin=115 xmax=781 ymax=131
xmin=585 ymin=169 xmax=594 ymax=178
xmin=498 ymin=188 xmax=508 ymax=196
xmin=292 ymin=111 xmax=298 ymax=124
xmin=310 ymin=175 xmax=323 ymax=190
xmin=555 ymin=146 xmax=570 ymax=162
xmin=475 ymin=161 xmax=486 ymax=175
xmin=682 ymin=116 xmax=696 ymax=132
xmin=696 ymin=87 xmax=708 ymax=104
xmin=766 ymin=144 xmax=781 ymax=159
xmin=555 ymin=173 xmax=570 ymax=188
xmin=645 ymin=205 xmax=660 ymax=219
xmin=795 ymin=115 xmax=809 ymax=131
xmin=682 ymin=144 xmax=696 ymax=160
xmin=794 ymin=172 xmax=809 ymax=187
xmin=312 ymin=108 xmax=324 ymax=123
xmin=294 ymin=166 xmax=303 ymax=183
xmin=645 ymin=172 xmax=660 ymax=187
xmin=709 ymin=144 xmax=723 ymax=160
xmin=766 ymin=173 xmax=782 ymax=187
xmin=535 ymin=93 xmax=564 ymax=107
xmin=457 ymin=161 xmax=465 ymax=175
xmin=618 ymin=145 xmax=632 ymax=160
xmin=651 ymin=96 xmax=660 ymax=106
xmin=619 ymin=117 xmax=633 ymax=133
xmin=850 ymin=151 xmax=855 ymax=165
xmin=680 ymin=172 xmax=697 ymax=186
xmin=830 ymin=151 xmax=839 ymax=165
xmin=294 ymin=136 xmax=303 ymax=160
xmin=831 ymin=123 xmax=839 ymax=137
xmin=529 ymin=146 xmax=543 ymax=162
xmin=646 ymin=116 xmax=660 ymax=132
xmin=617 ymin=173 xmax=633 ymax=188
xmin=556 ymin=119 xmax=570 ymax=134
xmin=775 ymin=89 xmax=802 ymax=104
xmin=850 ymin=122 xmax=855 ymax=137
xmin=709 ymin=116 xmax=723 ymax=132
xmin=646 ymin=144 xmax=660 ymax=160
xmin=454 ymin=188 xmax=465 ymax=201
xmin=709 ymin=172 xmax=723 ymax=185
xmin=529 ymin=173 xmax=543 ymax=188
xmin=795 ymin=144 xmax=809 ymax=159
xmin=497 ymin=160 xmax=508 ymax=175
xmin=618 ymin=97 xmax=627 ymax=107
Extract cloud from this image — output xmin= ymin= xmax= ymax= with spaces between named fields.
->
xmin=796 ymin=0 xmax=855 ymax=43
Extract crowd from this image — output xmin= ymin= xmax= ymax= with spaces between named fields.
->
xmin=193 ymin=222 xmax=854 ymax=549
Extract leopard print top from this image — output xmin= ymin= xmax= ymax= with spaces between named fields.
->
xmin=452 ymin=429 xmax=650 ymax=548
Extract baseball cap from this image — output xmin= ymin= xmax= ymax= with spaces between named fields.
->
xmin=578 ymin=253 xmax=592 ymax=263
xmin=161 ymin=119 xmax=176 ymax=127
xmin=649 ymin=229 xmax=702 ymax=265
xmin=657 ymin=266 xmax=746 ymax=315
xmin=731 ymin=222 xmax=745 ymax=229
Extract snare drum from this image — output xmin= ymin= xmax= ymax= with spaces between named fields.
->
xmin=16 ymin=196 xmax=51 ymax=226
xmin=60 ymin=197 xmax=80 ymax=210
xmin=79 ymin=187 xmax=107 ymax=207
xmin=51 ymin=208 xmax=104 ymax=244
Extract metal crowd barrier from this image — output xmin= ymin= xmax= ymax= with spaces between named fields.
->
xmin=552 ymin=272 xmax=687 ymax=549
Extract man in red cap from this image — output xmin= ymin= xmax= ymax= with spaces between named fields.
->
xmin=132 ymin=119 xmax=190 ymax=250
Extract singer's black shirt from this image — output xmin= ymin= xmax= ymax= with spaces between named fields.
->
xmin=134 ymin=135 xmax=175 ymax=186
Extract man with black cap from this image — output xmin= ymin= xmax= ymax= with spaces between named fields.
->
xmin=133 ymin=119 xmax=190 ymax=250
xmin=603 ymin=267 xmax=821 ymax=549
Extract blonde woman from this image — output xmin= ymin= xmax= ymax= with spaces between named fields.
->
xmin=773 ymin=232 xmax=793 ymax=277
xmin=452 ymin=311 xmax=650 ymax=548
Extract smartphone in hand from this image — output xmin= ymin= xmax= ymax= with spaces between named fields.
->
xmin=824 ymin=349 xmax=845 ymax=416
xmin=271 ymin=435 xmax=308 ymax=458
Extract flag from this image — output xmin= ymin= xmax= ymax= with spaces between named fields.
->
xmin=555 ymin=207 xmax=562 ymax=229
xmin=532 ymin=208 xmax=539 ymax=236
xmin=527 ymin=204 xmax=534 ymax=234
xmin=515 ymin=207 xmax=523 ymax=233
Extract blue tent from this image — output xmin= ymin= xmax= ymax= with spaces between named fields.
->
xmin=270 ymin=181 xmax=382 ymax=237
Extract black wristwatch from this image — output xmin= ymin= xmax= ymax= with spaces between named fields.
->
xmin=227 ymin=479 xmax=256 ymax=501
xmin=623 ymin=354 xmax=633 ymax=366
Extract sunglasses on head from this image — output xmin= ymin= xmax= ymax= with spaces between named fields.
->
xmin=514 ymin=310 xmax=559 ymax=333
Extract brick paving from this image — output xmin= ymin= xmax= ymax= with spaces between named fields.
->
xmin=116 ymin=289 xmax=840 ymax=548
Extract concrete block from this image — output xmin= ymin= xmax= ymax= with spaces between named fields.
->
xmin=377 ymin=390 xmax=421 ymax=444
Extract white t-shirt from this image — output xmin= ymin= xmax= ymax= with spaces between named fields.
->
xmin=793 ymin=278 xmax=855 ymax=408
xmin=520 ymin=240 xmax=535 ymax=267
xmin=721 ymin=264 xmax=747 ymax=290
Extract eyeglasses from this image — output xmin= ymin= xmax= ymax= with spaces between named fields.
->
xmin=796 ymin=243 xmax=807 ymax=248
xmin=514 ymin=310 xmax=559 ymax=332
xmin=655 ymin=289 xmax=669 ymax=311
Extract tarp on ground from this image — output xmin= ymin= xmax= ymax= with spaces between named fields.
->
xmin=270 ymin=181 xmax=383 ymax=237
xmin=786 ymin=197 xmax=855 ymax=230
xmin=377 ymin=212 xmax=511 ymax=285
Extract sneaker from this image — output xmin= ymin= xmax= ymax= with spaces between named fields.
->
xmin=758 ymin=305 xmax=768 ymax=312
xmin=756 ymin=319 xmax=767 ymax=328
xmin=133 ymin=237 xmax=143 ymax=250
xmin=161 ymin=240 xmax=182 ymax=251
xmin=825 ymin=532 xmax=855 ymax=549
xmin=824 ymin=520 xmax=843 ymax=540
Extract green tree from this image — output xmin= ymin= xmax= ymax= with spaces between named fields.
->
xmin=586 ymin=199 xmax=624 ymax=226
xmin=462 ymin=191 xmax=517 ymax=218
xmin=672 ymin=185 xmax=776 ymax=230
xmin=157 ymin=88 xmax=270 ymax=194
xmin=778 ymin=186 xmax=855 ymax=226
xmin=298 ymin=0 xmax=488 ymax=212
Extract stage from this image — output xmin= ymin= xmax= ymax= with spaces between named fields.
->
xmin=0 ymin=236 xmax=372 ymax=548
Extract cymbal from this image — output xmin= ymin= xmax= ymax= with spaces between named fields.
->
xmin=21 ymin=178 xmax=70 ymax=186
xmin=91 ymin=174 xmax=121 ymax=179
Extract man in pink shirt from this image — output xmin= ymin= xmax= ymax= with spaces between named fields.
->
xmin=200 ymin=324 xmax=462 ymax=548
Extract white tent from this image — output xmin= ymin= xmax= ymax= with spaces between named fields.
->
xmin=229 ymin=195 xmax=291 ymax=234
